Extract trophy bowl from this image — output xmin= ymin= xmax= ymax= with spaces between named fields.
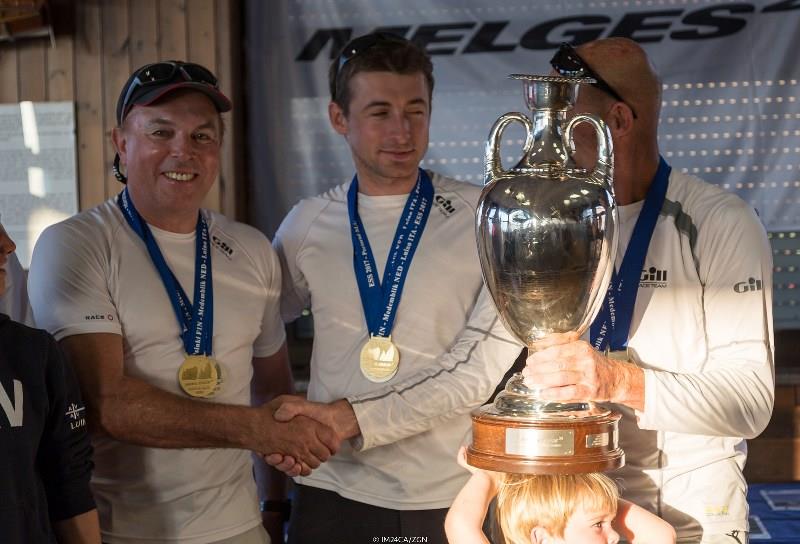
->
xmin=467 ymin=75 xmax=624 ymax=474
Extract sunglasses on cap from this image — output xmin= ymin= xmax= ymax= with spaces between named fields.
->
xmin=550 ymin=42 xmax=638 ymax=119
xmin=116 ymin=61 xmax=221 ymax=124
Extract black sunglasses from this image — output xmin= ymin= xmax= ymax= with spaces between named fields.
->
xmin=336 ymin=32 xmax=409 ymax=72
xmin=550 ymin=43 xmax=638 ymax=119
xmin=117 ymin=61 xmax=219 ymax=123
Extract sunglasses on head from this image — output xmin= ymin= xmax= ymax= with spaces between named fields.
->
xmin=336 ymin=32 xmax=409 ymax=72
xmin=118 ymin=61 xmax=219 ymax=123
xmin=550 ymin=42 xmax=638 ymax=119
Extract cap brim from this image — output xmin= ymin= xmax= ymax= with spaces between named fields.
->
xmin=132 ymin=82 xmax=232 ymax=113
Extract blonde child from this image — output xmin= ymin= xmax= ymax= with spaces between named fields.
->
xmin=445 ymin=447 xmax=675 ymax=544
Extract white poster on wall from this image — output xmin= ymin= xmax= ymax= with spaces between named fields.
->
xmin=0 ymin=101 xmax=78 ymax=268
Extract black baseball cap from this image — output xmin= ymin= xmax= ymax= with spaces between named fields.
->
xmin=115 ymin=60 xmax=232 ymax=125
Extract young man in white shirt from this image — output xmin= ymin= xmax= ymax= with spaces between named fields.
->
xmin=270 ymin=33 xmax=522 ymax=543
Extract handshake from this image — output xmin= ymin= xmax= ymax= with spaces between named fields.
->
xmin=256 ymin=395 xmax=360 ymax=477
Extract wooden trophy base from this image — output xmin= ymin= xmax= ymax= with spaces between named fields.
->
xmin=466 ymin=406 xmax=624 ymax=474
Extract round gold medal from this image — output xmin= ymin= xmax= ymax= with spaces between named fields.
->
xmin=360 ymin=336 xmax=400 ymax=383
xmin=178 ymin=355 xmax=219 ymax=398
xmin=207 ymin=361 xmax=227 ymax=398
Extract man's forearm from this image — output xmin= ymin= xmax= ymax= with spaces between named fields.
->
xmin=54 ymin=510 xmax=101 ymax=544
xmin=95 ymin=376 xmax=265 ymax=451
xmin=613 ymin=360 xmax=645 ymax=412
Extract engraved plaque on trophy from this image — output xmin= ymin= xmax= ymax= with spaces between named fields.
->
xmin=467 ymin=75 xmax=624 ymax=474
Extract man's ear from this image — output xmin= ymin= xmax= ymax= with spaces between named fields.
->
xmin=606 ymin=101 xmax=635 ymax=137
xmin=111 ymin=126 xmax=127 ymax=162
xmin=328 ymin=101 xmax=348 ymax=136
xmin=530 ymin=526 xmax=553 ymax=544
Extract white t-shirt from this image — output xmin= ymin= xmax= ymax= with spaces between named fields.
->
xmin=28 ymin=198 xmax=286 ymax=544
xmin=604 ymin=168 xmax=774 ymax=540
xmin=274 ymin=171 xmax=522 ymax=510
xmin=0 ymin=252 xmax=33 ymax=326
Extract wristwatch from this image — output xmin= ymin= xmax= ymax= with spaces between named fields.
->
xmin=260 ymin=499 xmax=291 ymax=521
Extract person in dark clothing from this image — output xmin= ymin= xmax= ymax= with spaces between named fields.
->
xmin=0 ymin=220 xmax=100 ymax=543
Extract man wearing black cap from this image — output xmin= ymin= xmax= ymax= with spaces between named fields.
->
xmin=28 ymin=61 xmax=339 ymax=544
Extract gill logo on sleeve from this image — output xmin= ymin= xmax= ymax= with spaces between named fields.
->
xmin=733 ymin=277 xmax=763 ymax=293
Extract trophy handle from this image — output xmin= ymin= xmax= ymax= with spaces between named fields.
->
xmin=563 ymin=113 xmax=614 ymax=188
xmin=484 ymin=112 xmax=534 ymax=185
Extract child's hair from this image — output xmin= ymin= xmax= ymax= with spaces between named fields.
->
xmin=495 ymin=471 xmax=619 ymax=544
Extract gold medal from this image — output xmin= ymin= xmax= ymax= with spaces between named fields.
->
xmin=207 ymin=361 xmax=227 ymax=398
xmin=178 ymin=355 xmax=219 ymax=398
xmin=360 ymin=336 xmax=400 ymax=383
xmin=605 ymin=348 xmax=632 ymax=362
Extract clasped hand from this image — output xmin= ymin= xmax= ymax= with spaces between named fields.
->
xmin=260 ymin=396 xmax=359 ymax=477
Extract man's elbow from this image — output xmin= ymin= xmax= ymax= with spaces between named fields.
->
xmin=86 ymin=395 xmax=126 ymax=440
xmin=745 ymin=382 xmax=775 ymax=439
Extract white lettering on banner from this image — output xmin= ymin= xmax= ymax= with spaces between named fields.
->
xmin=0 ymin=379 xmax=23 ymax=428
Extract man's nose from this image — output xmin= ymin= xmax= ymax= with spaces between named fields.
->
xmin=0 ymin=228 xmax=16 ymax=256
xmin=170 ymin=135 xmax=198 ymax=158
xmin=388 ymin=113 xmax=412 ymax=141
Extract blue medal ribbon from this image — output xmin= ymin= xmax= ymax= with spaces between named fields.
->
xmin=590 ymin=157 xmax=671 ymax=352
xmin=117 ymin=188 xmax=214 ymax=357
xmin=348 ymin=168 xmax=434 ymax=338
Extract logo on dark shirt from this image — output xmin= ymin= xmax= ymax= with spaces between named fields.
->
xmin=0 ymin=379 xmax=23 ymax=428
xmin=66 ymin=402 xmax=87 ymax=430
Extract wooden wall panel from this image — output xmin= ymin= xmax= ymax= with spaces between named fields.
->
xmin=17 ymin=42 xmax=47 ymax=102
xmin=74 ymin=0 xmax=105 ymax=210
xmin=100 ymin=0 xmax=130 ymax=200
xmin=159 ymin=0 xmax=188 ymax=61
xmin=46 ymin=35 xmax=74 ymax=102
xmin=0 ymin=0 xmax=243 ymax=218
xmin=129 ymin=0 xmax=158 ymax=71
xmin=0 ymin=46 xmax=19 ymax=103
xmin=215 ymin=0 xmax=242 ymax=219
xmin=187 ymin=0 xmax=220 ymax=212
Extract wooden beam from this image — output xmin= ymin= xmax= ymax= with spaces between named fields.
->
xmin=0 ymin=41 xmax=20 ymax=102
xmin=129 ymin=0 xmax=158 ymax=70
xmin=17 ymin=40 xmax=47 ymax=102
xmin=158 ymin=0 xmax=187 ymax=61
xmin=46 ymin=33 xmax=74 ymax=101
xmin=74 ymin=0 xmax=104 ymax=210
xmin=100 ymin=0 xmax=130 ymax=200
xmin=188 ymin=0 xmax=219 ymax=212
xmin=215 ymin=0 xmax=243 ymax=219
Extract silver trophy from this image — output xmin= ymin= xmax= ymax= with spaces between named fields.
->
xmin=467 ymin=75 xmax=624 ymax=474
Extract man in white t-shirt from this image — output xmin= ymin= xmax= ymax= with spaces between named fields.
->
xmin=28 ymin=62 xmax=339 ymax=544
xmin=524 ymin=38 xmax=774 ymax=543
xmin=268 ymin=33 xmax=523 ymax=543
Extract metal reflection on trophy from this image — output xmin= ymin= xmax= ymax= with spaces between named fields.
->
xmin=467 ymin=75 xmax=624 ymax=474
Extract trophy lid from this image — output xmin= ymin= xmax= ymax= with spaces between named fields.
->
xmin=509 ymin=74 xmax=595 ymax=112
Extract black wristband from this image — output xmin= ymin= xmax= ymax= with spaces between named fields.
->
xmin=260 ymin=499 xmax=291 ymax=520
